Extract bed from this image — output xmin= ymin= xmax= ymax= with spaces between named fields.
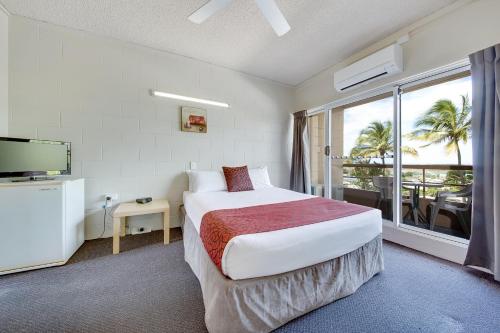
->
xmin=183 ymin=168 xmax=384 ymax=333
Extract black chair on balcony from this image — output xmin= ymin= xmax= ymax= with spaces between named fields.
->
xmin=372 ymin=176 xmax=418 ymax=222
xmin=429 ymin=184 xmax=473 ymax=238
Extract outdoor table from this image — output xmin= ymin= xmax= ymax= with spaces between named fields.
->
xmin=402 ymin=181 xmax=444 ymax=224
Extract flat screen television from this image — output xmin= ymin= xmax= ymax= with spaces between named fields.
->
xmin=0 ymin=137 xmax=71 ymax=179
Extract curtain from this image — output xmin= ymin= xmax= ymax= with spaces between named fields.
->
xmin=464 ymin=44 xmax=500 ymax=281
xmin=290 ymin=110 xmax=311 ymax=194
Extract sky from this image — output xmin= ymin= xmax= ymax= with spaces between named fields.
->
xmin=342 ymin=76 xmax=472 ymax=165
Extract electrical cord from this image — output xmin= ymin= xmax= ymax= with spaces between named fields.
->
xmin=98 ymin=205 xmax=107 ymax=239
xmin=98 ymin=197 xmax=114 ymax=238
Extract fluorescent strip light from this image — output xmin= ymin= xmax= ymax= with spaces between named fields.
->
xmin=151 ymin=90 xmax=229 ymax=108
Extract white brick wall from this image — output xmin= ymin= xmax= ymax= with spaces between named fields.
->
xmin=8 ymin=16 xmax=294 ymax=239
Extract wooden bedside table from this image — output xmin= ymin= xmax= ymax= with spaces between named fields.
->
xmin=112 ymin=199 xmax=170 ymax=254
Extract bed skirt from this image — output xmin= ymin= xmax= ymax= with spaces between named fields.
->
xmin=183 ymin=215 xmax=384 ymax=333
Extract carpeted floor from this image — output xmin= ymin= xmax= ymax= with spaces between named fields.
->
xmin=1 ymin=230 xmax=499 ymax=333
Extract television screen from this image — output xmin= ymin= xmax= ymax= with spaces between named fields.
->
xmin=0 ymin=137 xmax=71 ymax=178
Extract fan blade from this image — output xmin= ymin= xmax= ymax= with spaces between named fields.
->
xmin=254 ymin=0 xmax=290 ymax=36
xmin=188 ymin=0 xmax=234 ymax=24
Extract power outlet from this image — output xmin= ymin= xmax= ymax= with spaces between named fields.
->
xmin=131 ymin=226 xmax=152 ymax=235
xmin=103 ymin=193 xmax=119 ymax=207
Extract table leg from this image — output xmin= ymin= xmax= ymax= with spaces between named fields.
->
xmin=120 ymin=217 xmax=126 ymax=237
xmin=113 ymin=217 xmax=121 ymax=254
xmin=164 ymin=210 xmax=170 ymax=245
xmin=414 ymin=185 xmax=420 ymax=225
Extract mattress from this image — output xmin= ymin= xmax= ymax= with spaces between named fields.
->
xmin=183 ymin=187 xmax=382 ymax=280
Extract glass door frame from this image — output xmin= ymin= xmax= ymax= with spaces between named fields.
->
xmin=307 ymin=60 xmax=471 ymax=242
xmin=395 ymin=64 xmax=471 ymax=242
xmin=306 ymin=107 xmax=331 ymax=199
xmin=393 ymin=86 xmax=402 ymax=227
xmin=324 ymin=109 xmax=332 ymax=199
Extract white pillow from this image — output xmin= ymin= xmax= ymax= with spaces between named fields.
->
xmin=187 ymin=170 xmax=227 ymax=193
xmin=248 ymin=166 xmax=273 ymax=189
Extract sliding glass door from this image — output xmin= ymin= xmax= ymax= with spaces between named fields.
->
xmin=308 ymin=63 xmax=472 ymax=241
xmin=331 ymin=94 xmax=395 ymax=222
xmin=308 ymin=112 xmax=326 ymax=196
xmin=399 ymin=73 xmax=473 ymax=240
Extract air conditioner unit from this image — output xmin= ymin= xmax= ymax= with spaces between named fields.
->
xmin=334 ymin=44 xmax=403 ymax=92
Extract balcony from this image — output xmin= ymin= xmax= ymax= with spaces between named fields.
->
xmin=314 ymin=163 xmax=473 ymax=240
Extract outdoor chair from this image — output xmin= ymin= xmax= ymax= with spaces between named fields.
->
xmin=372 ymin=176 xmax=417 ymax=222
xmin=429 ymin=184 xmax=473 ymax=237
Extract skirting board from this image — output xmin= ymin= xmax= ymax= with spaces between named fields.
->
xmin=0 ymin=260 xmax=67 ymax=276
xmin=382 ymin=221 xmax=468 ymax=264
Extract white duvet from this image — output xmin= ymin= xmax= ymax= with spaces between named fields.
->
xmin=183 ymin=187 xmax=382 ymax=280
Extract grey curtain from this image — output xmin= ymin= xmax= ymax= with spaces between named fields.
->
xmin=464 ymin=44 xmax=500 ymax=281
xmin=290 ymin=111 xmax=311 ymax=194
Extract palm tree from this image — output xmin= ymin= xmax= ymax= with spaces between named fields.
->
xmin=409 ymin=95 xmax=471 ymax=165
xmin=351 ymin=121 xmax=418 ymax=165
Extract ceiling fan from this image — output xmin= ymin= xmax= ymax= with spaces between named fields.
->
xmin=188 ymin=0 xmax=291 ymax=37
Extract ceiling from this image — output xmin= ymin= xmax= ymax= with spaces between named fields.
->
xmin=1 ymin=0 xmax=459 ymax=86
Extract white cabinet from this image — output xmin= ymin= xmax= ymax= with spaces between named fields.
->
xmin=0 ymin=179 xmax=85 ymax=274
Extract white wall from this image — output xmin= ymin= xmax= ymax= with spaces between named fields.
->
xmin=295 ymin=0 xmax=500 ymax=110
xmin=0 ymin=8 xmax=7 ymax=136
xmin=8 ymin=16 xmax=294 ymax=239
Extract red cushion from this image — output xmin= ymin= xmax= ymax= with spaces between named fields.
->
xmin=222 ymin=166 xmax=254 ymax=192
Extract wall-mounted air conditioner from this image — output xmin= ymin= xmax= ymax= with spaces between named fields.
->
xmin=334 ymin=44 xmax=403 ymax=92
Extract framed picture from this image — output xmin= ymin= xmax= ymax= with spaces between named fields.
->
xmin=181 ymin=106 xmax=207 ymax=133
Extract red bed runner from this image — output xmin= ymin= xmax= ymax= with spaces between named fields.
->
xmin=200 ymin=197 xmax=373 ymax=273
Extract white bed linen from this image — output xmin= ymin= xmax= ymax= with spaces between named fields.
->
xmin=183 ymin=187 xmax=382 ymax=280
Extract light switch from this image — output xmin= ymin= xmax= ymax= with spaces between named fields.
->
xmin=190 ymin=161 xmax=197 ymax=170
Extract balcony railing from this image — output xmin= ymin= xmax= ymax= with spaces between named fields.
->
xmin=341 ymin=163 xmax=472 ymax=197
xmin=323 ymin=163 xmax=473 ymax=239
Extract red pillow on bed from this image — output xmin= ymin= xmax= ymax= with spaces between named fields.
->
xmin=222 ymin=166 xmax=254 ymax=192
